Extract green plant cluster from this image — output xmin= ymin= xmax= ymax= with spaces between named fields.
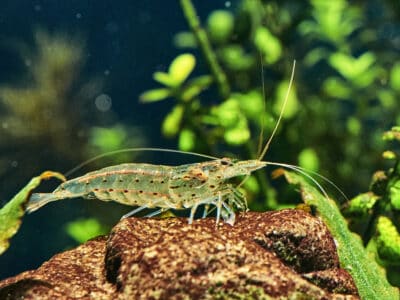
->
xmin=139 ymin=0 xmax=400 ymax=293
xmin=141 ymin=0 xmax=400 ymax=206
xmin=343 ymin=127 xmax=400 ymax=287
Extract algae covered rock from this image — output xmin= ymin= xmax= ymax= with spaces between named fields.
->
xmin=0 ymin=209 xmax=359 ymax=299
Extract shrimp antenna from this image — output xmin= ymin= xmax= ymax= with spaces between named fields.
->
xmin=264 ymin=161 xmax=348 ymax=202
xmin=258 ymin=60 xmax=296 ymax=161
xmin=265 ymin=161 xmax=330 ymax=200
xmin=256 ymin=52 xmax=266 ymax=156
xmin=65 ymin=148 xmax=219 ymax=177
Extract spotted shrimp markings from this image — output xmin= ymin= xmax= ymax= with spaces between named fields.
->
xmin=77 ymin=168 xmax=168 ymax=184
xmin=90 ymin=186 xmax=169 ymax=198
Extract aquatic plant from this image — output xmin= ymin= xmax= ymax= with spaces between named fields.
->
xmin=139 ymin=0 xmax=400 ymax=296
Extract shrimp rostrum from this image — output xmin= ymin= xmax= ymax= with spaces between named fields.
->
xmin=27 ymin=158 xmax=267 ymax=225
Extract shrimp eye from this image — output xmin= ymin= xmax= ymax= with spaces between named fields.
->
xmin=220 ymin=158 xmax=232 ymax=166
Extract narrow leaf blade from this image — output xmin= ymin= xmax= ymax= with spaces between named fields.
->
xmin=0 ymin=171 xmax=65 ymax=255
xmin=280 ymin=170 xmax=399 ymax=300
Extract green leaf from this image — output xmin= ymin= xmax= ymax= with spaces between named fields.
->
xmin=298 ymin=148 xmax=319 ymax=172
xmin=346 ymin=117 xmax=361 ymax=136
xmin=254 ymin=27 xmax=282 ymax=64
xmin=273 ymin=80 xmax=299 ymax=119
xmin=173 ymin=31 xmax=197 ymax=49
xmin=390 ymin=63 xmax=400 ymax=91
xmin=0 ymin=171 xmax=66 ymax=255
xmin=383 ymin=127 xmax=400 ymax=142
xmin=168 ymin=53 xmax=196 ymax=86
xmin=224 ymin=118 xmax=250 ymax=145
xmin=207 ymin=10 xmax=234 ymax=44
xmin=178 ymin=128 xmax=196 ymax=151
xmin=375 ymin=216 xmax=400 ymax=266
xmin=162 ymin=105 xmax=184 ymax=138
xmin=153 ymin=72 xmax=176 ymax=87
xmin=220 ymin=45 xmax=254 ymax=71
xmin=329 ymin=52 xmax=376 ymax=86
xmin=212 ymin=98 xmax=241 ymax=128
xmin=65 ymin=218 xmax=108 ymax=244
xmin=139 ymin=88 xmax=171 ymax=103
xmin=236 ymin=90 xmax=264 ymax=121
xmin=344 ymin=192 xmax=379 ymax=217
xmin=181 ymin=75 xmax=213 ymax=101
xmin=279 ymin=170 xmax=399 ymax=300
xmin=389 ymin=180 xmax=400 ymax=210
xmin=89 ymin=125 xmax=127 ymax=152
xmin=322 ymin=77 xmax=351 ymax=99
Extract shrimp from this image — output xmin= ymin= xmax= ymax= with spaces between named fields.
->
xmin=27 ymin=159 xmax=267 ymax=225
xmin=28 ymin=61 xmax=318 ymax=225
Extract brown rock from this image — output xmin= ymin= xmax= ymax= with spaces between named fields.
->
xmin=0 ymin=209 xmax=359 ymax=299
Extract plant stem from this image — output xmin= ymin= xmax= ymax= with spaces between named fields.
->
xmin=179 ymin=0 xmax=230 ymax=99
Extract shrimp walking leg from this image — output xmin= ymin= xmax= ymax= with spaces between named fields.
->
xmin=145 ymin=208 xmax=168 ymax=218
xmin=121 ymin=205 xmax=148 ymax=219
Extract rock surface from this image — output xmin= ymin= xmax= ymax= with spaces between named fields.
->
xmin=0 ymin=209 xmax=359 ymax=299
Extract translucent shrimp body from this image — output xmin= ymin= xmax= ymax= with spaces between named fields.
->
xmin=27 ymin=159 xmax=267 ymax=224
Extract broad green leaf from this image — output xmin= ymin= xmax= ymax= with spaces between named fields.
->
xmin=329 ymin=52 xmax=376 ymax=86
xmin=207 ymin=10 xmax=234 ymax=44
xmin=383 ymin=126 xmax=400 ymax=142
xmin=162 ymin=105 xmax=184 ymax=137
xmin=323 ymin=77 xmax=351 ymax=99
xmin=280 ymin=170 xmax=399 ymax=300
xmin=139 ymin=88 xmax=171 ymax=103
xmin=298 ymin=148 xmax=319 ymax=172
xmin=346 ymin=117 xmax=361 ymax=136
xmin=153 ymin=72 xmax=176 ymax=87
xmin=382 ymin=151 xmax=396 ymax=160
xmin=173 ymin=31 xmax=197 ymax=49
xmin=178 ymin=128 xmax=196 ymax=151
xmin=377 ymin=89 xmax=396 ymax=109
xmin=181 ymin=75 xmax=213 ymax=101
xmin=236 ymin=90 xmax=264 ymax=121
xmin=389 ymin=180 xmax=400 ymax=210
xmin=89 ymin=125 xmax=127 ymax=152
xmin=273 ymin=80 xmax=299 ymax=119
xmin=220 ymin=45 xmax=254 ymax=71
xmin=212 ymin=98 xmax=241 ymax=128
xmin=390 ymin=63 xmax=400 ymax=91
xmin=254 ymin=27 xmax=282 ymax=64
xmin=0 ymin=171 xmax=66 ymax=255
xmin=65 ymin=218 xmax=108 ymax=244
xmin=168 ymin=53 xmax=196 ymax=86
xmin=303 ymin=47 xmax=329 ymax=66
xmin=344 ymin=192 xmax=379 ymax=217
xmin=224 ymin=118 xmax=250 ymax=145
xmin=375 ymin=216 xmax=400 ymax=266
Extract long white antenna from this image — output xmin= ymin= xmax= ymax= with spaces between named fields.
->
xmin=258 ymin=60 xmax=296 ymax=160
xmin=65 ymin=147 xmax=220 ymax=177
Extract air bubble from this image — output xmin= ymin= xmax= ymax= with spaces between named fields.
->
xmin=95 ymin=94 xmax=112 ymax=112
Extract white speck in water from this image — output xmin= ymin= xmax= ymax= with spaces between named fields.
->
xmin=11 ymin=161 xmax=18 ymax=168
xmin=25 ymin=59 xmax=32 ymax=67
xmin=95 ymin=94 xmax=112 ymax=112
xmin=34 ymin=4 xmax=42 ymax=12
xmin=225 ymin=1 xmax=231 ymax=8
xmin=76 ymin=13 xmax=82 ymax=19
xmin=104 ymin=69 xmax=110 ymax=76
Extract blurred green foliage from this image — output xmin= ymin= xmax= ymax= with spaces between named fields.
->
xmin=140 ymin=0 xmax=400 ymax=290
xmin=65 ymin=218 xmax=108 ymax=244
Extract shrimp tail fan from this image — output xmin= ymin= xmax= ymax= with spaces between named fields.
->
xmin=26 ymin=193 xmax=60 ymax=213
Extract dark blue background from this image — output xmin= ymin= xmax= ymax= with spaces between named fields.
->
xmin=0 ymin=0 xmax=231 ymax=280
